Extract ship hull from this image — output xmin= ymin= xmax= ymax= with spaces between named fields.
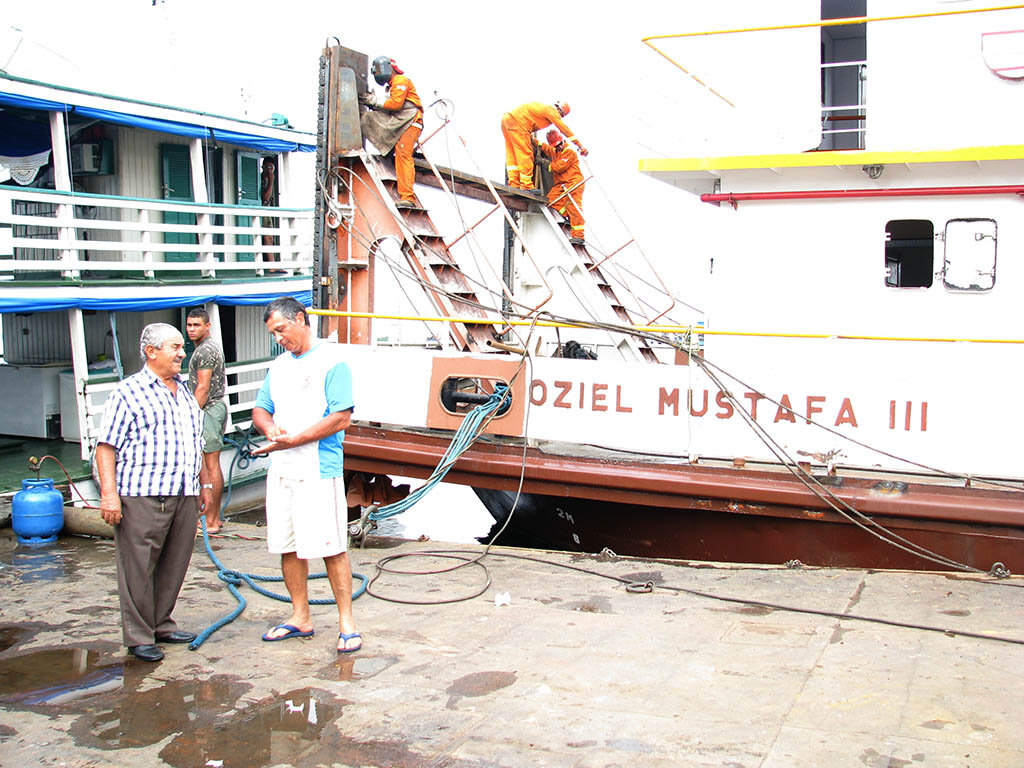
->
xmin=343 ymin=425 xmax=1024 ymax=573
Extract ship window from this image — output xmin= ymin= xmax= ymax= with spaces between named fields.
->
xmin=885 ymin=220 xmax=933 ymax=288
xmin=943 ymin=218 xmax=996 ymax=292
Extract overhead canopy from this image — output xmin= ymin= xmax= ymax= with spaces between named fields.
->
xmin=0 ymin=90 xmax=315 ymax=153
xmin=0 ymin=111 xmax=52 ymax=156
xmin=0 ymin=289 xmax=313 ymax=314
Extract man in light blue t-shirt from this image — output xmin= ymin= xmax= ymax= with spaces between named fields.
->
xmin=252 ymin=297 xmax=361 ymax=654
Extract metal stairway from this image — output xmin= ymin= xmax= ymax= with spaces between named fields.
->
xmin=537 ymin=206 xmax=660 ymax=363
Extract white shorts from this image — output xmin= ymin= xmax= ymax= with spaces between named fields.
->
xmin=265 ymin=470 xmax=348 ymax=559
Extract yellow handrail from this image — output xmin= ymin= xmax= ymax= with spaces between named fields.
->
xmin=307 ymin=309 xmax=1024 ymax=345
xmin=642 ymin=4 xmax=1024 ymax=106
xmin=642 ymin=4 xmax=1024 ymax=42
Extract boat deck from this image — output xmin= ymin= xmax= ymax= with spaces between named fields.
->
xmin=1 ymin=527 xmax=1022 ymax=767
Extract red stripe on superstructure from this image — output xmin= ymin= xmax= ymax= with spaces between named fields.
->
xmin=701 ymin=184 xmax=1024 ymax=204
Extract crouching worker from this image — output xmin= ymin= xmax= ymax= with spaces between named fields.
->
xmin=540 ymin=128 xmax=586 ymax=245
xmin=95 ymin=322 xmax=212 ymax=662
xmin=251 ymin=297 xmax=361 ymax=654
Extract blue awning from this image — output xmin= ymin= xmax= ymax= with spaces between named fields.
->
xmin=0 ymin=111 xmax=52 ymax=157
xmin=0 ymin=289 xmax=313 ymax=314
xmin=0 ymin=90 xmax=315 ymax=153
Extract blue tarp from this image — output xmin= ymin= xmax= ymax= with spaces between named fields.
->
xmin=0 ymin=289 xmax=313 ymax=314
xmin=0 ymin=112 xmax=52 ymax=156
xmin=211 ymin=128 xmax=315 ymax=153
xmin=74 ymin=105 xmax=209 ymax=139
xmin=0 ymin=90 xmax=315 ymax=153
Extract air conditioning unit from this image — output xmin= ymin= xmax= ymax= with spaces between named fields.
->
xmin=71 ymin=143 xmax=101 ymax=174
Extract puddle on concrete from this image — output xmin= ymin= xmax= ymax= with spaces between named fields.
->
xmin=714 ymin=603 xmax=775 ymax=616
xmin=446 ymin=670 xmax=516 ymax=698
xmin=0 ymin=625 xmax=32 ymax=653
xmin=316 ymin=655 xmax=398 ymax=682
xmin=0 ymin=536 xmax=115 ymax=584
xmin=445 ymin=670 xmax=517 ymax=709
xmin=155 ymin=686 xmax=344 ymax=768
xmin=564 ymin=595 xmax=613 ymax=614
xmin=0 ymin=646 xmax=347 ymax=766
xmin=0 ymin=645 xmax=123 ymax=706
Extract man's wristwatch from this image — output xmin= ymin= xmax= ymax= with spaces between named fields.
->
xmin=201 ymin=484 xmax=214 ymax=490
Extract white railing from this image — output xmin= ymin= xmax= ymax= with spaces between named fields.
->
xmin=820 ymin=60 xmax=866 ymax=150
xmin=0 ymin=186 xmax=314 ymax=279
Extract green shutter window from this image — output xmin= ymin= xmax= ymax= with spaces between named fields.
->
xmin=161 ymin=144 xmax=197 ymax=263
xmin=235 ymin=150 xmax=261 ymax=262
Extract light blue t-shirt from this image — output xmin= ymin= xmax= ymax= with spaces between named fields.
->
xmin=255 ymin=344 xmax=354 ymax=479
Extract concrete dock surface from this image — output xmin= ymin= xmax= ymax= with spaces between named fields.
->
xmin=1 ymin=523 xmax=1023 ymax=768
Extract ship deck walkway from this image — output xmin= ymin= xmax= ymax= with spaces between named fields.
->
xmin=1 ymin=527 xmax=1022 ymax=766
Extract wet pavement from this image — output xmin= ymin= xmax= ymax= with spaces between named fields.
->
xmin=1 ymin=525 xmax=1023 ymax=767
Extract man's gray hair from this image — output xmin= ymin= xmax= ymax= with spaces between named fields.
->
xmin=262 ymin=296 xmax=309 ymax=326
xmin=139 ymin=322 xmax=181 ymax=358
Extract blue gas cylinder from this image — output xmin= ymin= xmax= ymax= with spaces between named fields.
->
xmin=12 ymin=478 xmax=64 ymax=545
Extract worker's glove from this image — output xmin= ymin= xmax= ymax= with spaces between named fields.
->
xmin=359 ymin=91 xmax=377 ymax=107
xmin=576 ymin=142 xmax=589 ymax=157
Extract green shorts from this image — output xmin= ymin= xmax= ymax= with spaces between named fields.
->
xmin=201 ymin=400 xmax=228 ymax=453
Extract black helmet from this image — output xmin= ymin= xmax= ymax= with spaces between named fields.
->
xmin=371 ymin=56 xmax=393 ymax=86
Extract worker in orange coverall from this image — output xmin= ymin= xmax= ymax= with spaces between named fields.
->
xmin=501 ymin=100 xmax=587 ymax=190
xmin=540 ymin=129 xmax=586 ymax=245
xmin=371 ymin=56 xmax=423 ymax=208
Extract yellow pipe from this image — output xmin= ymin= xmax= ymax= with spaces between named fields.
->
xmin=642 ymin=4 xmax=1024 ymax=42
xmin=642 ymin=4 xmax=1024 ymax=106
xmin=307 ymin=309 xmax=1024 ymax=345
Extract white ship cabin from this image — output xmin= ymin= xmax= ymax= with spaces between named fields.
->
xmin=0 ymin=73 xmax=316 ymax=459
xmin=634 ymin=1 xmax=1024 ymax=480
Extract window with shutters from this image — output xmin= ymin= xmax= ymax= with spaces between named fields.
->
xmin=160 ymin=143 xmax=197 ymax=262
xmin=235 ymin=150 xmax=261 ymax=262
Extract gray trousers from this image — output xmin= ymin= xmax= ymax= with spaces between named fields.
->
xmin=114 ymin=495 xmax=200 ymax=647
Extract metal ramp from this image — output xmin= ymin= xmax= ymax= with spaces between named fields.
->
xmin=536 ymin=206 xmax=660 ymax=363
xmin=315 ymin=43 xmax=674 ymax=359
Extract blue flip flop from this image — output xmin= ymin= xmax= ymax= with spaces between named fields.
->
xmin=338 ymin=631 xmax=362 ymax=654
xmin=262 ymin=624 xmax=314 ymax=642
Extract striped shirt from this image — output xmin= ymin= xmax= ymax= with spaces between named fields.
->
xmin=98 ymin=365 xmax=204 ymax=497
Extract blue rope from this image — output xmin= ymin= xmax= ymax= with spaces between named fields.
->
xmin=189 ymin=429 xmax=368 ymax=651
xmin=368 ymin=386 xmax=508 ymax=522
xmin=191 ymin=386 xmax=505 ymax=650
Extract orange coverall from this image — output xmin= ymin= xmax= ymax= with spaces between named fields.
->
xmin=381 ymin=73 xmax=423 ymax=203
xmin=501 ymin=102 xmax=580 ymax=189
xmin=540 ymin=141 xmax=585 ymax=239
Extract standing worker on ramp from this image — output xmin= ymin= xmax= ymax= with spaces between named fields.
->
xmin=501 ymin=100 xmax=587 ymax=190
xmin=540 ymin=129 xmax=586 ymax=245
xmin=368 ymin=56 xmax=423 ymax=209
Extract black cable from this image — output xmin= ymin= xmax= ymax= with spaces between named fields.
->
xmin=393 ymin=548 xmax=1024 ymax=646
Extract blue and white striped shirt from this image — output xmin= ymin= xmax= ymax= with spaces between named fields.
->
xmin=98 ymin=365 xmax=205 ymax=497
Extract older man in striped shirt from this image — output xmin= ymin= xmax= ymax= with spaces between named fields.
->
xmin=95 ymin=322 xmax=213 ymax=662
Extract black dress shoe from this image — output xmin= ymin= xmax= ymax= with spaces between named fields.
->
xmin=128 ymin=644 xmax=164 ymax=662
xmin=155 ymin=630 xmax=197 ymax=644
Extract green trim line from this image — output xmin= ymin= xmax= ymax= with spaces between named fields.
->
xmin=0 ymin=184 xmax=314 ymax=213
xmin=0 ymin=71 xmax=315 ymax=140
xmin=638 ymin=144 xmax=1024 ymax=174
